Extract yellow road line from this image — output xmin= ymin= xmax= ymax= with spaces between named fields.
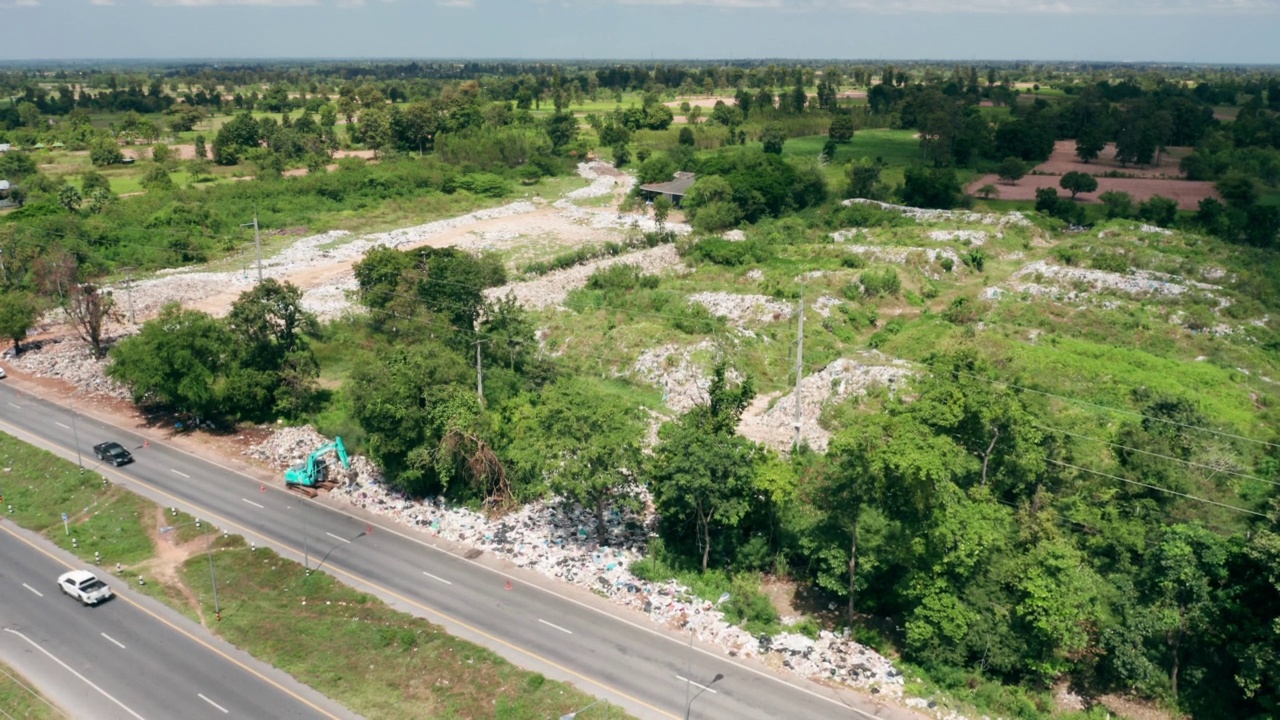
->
xmin=0 ymin=522 xmax=342 ymax=720
xmin=0 ymin=418 xmax=678 ymax=720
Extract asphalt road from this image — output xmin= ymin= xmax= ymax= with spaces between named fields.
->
xmin=0 ymin=382 xmax=921 ymax=720
xmin=0 ymin=521 xmax=356 ymax=720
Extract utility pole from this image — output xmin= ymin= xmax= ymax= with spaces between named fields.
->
xmin=0 ymin=248 xmax=6 ymax=283
xmin=241 ymin=207 xmax=262 ymax=283
xmin=122 ymin=267 xmax=136 ymax=325
xmin=474 ymin=339 xmax=488 ymax=409
xmin=793 ymin=285 xmax=805 ymax=452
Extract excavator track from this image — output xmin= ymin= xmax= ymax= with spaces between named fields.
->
xmin=287 ymin=483 xmax=318 ymax=499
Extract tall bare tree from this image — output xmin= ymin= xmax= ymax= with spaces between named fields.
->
xmin=66 ymin=283 xmax=118 ymax=359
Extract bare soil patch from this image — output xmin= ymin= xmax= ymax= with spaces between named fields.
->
xmin=1034 ymin=140 xmax=1189 ymax=179
xmin=967 ymin=173 xmax=1218 ymax=211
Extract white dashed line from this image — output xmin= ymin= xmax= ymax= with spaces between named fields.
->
xmin=54 ymin=422 xmax=70 ymax=429
xmin=422 ymin=571 xmax=453 ymax=586
xmin=101 ymin=633 xmax=126 ymax=649
xmin=241 ymin=498 xmax=264 ymax=509
xmin=325 ymin=532 xmax=350 ymax=544
xmin=171 ymin=469 xmax=190 ymax=479
xmin=22 ymin=583 xmax=43 ymax=597
xmin=4 ymin=629 xmax=146 ymax=719
xmin=676 ymin=675 xmax=719 ymax=694
xmin=6 ymin=402 xmax=20 ymax=409
xmin=538 ymin=618 xmax=573 ymax=635
xmin=198 ymin=693 xmax=229 ymax=714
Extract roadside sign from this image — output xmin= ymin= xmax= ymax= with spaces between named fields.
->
xmin=62 ymin=512 xmax=68 ymax=535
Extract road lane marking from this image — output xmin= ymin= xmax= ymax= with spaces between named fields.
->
xmin=3 ymin=629 xmax=147 ymax=720
xmin=5 ymin=402 xmax=895 ymax=720
xmin=54 ymin=422 xmax=70 ymax=429
xmin=325 ymin=532 xmax=350 ymax=544
xmin=198 ymin=693 xmax=229 ymax=714
xmin=7 ymin=402 xmax=20 ymax=409
xmin=422 ymin=571 xmax=453 ymax=586
xmin=676 ymin=675 xmax=719 ymax=694
xmin=538 ymin=618 xmax=573 ymax=635
xmin=101 ymin=633 xmax=126 ymax=649
xmin=241 ymin=498 xmax=264 ymax=509
xmin=22 ymin=583 xmax=43 ymax=597
xmin=0 ymin=523 xmax=342 ymax=720
xmin=0 ymin=416 xmax=684 ymax=720
xmin=171 ymin=469 xmax=190 ymax=479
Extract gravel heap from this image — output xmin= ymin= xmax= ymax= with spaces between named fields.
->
xmin=566 ymin=162 xmax=635 ymax=199
xmin=300 ymin=272 xmax=359 ymax=322
xmin=244 ymin=423 xmax=905 ymax=699
xmin=688 ymin=292 xmax=794 ymax=328
xmin=813 ymin=295 xmax=845 ymax=317
xmin=738 ymin=353 xmax=915 ymax=453
xmin=843 ymin=198 xmax=1031 ymax=228
xmin=485 ymin=245 xmax=687 ymax=311
xmin=7 ymin=337 xmax=131 ymax=400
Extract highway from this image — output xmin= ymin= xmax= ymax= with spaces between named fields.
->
xmin=0 ymin=521 xmax=355 ymax=720
xmin=0 ymin=381 xmax=921 ymax=720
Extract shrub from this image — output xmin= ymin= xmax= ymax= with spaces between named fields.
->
xmin=942 ymin=296 xmax=980 ymax=325
xmin=586 ymin=263 xmax=659 ymax=292
xmin=689 ymin=237 xmax=770 ymax=266
xmin=963 ymin=249 xmax=987 ymax=272
xmin=668 ymin=302 xmax=722 ymax=335
xmin=841 ymin=253 xmax=867 ymax=269
xmin=859 ymin=268 xmax=901 ymax=298
xmin=939 ymin=257 xmax=955 ymax=273
xmin=867 ymin=320 xmax=903 ymax=348
xmin=1089 ymin=252 xmax=1130 ymax=274
xmin=1099 ymin=190 xmax=1134 ymax=219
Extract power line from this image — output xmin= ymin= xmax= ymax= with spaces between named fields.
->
xmin=1046 ymin=459 xmax=1268 ymax=518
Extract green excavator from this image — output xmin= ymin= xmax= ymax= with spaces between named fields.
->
xmin=284 ymin=436 xmax=350 ymax=497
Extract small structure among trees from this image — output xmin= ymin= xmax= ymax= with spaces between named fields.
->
xmin=638 ymin=171 xmax=697 ymax=207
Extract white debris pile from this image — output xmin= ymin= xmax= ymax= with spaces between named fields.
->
xmin=813 ymin=295 xmax=845 ymax=317
xmin=7 ymin=338 xmax=131 ymax=400
xmin=566 ymin=162 xmax=635 ymax=199
xmin=688 ymin=292 xmax=794 ymax=328
xmin=1006 ymin=260 xmax=1221 ymax=299
xmin=738 ymin=353 xmax=915 ymax=452
xmin=300 ymin=272 xmax=359 ymax=322
xmin=485 ymin=245 xmax=686 ymax=310
xmin=927 ymin=229 xmax=988 ymax=245
xmin=243 ymin=425 xmax=379 ymax=486
xmin=843 ymin=198 xmax=1031 ymax=228
xmin=723 ymin=229 xmax=747 ymax=242
xmin=632 ymin=340 xmax=731 ymax=414
xmin=839 ymin=244 xmax=964 ymax=270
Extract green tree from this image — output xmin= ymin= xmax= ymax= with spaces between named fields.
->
xmin=977 ymin=183 xmax=998 ymax=199
xmin=677 ymin=126 xmax=695 ymax=147
xmin=194 ymin=134 xmax=208 ymax=160
xmin=828 ymin=112 xmax=855 ymax=143
xmin=139 ymin=165 xmax=173 ymax=192
xmin=845 ymin=157 xmax=885 ymax=200
xmin=66 ymin=282 xmax=116 ymax=359
xmin=0 ymin=292 xmax=38 ymax=354
xmin=1100 ymin=190 xmax=1135 ymax=219
xmin=513 ymin=377 xmax=645 ymax=540
xmin=1059 ymin=171 xmax=1099 ymax=199
xmin=0 ymin=150 xmax=38 ymax=179
xmin=1075 ymin=126 xmax=1107 ymax=164
xmin=353 ymin=245 xmax=414 ymax=311
xmin=80 ymin=170 xmax=111 ymax=196
xmin=1138 ymin=195 xmax=1179 ymax=228
xmin=544 ymin=112 xmax=578 ymax=153
xmin=151 ymin=143 xmax=174 ymax=167
xmin=997 ymin=156 xmax=1027 ymax=184
xmin=1144 ymin=524 xmax=1228 ymax=701
xmin=649 ymin=363 xmax=757 ymax=572
xmin=88 ymin=140 xmax=124 ymax=167
xmin=57 ymin=185 xmax=82 ymax=212
xmin=652 ymin=194 xmax=672 ymax=230
xmin=761 ymin=124 xmax=787 ymax=155
xmin=108 ymin=303 xmax=231 ymax=417
xmin=900 ymin=166 xmax=960 ymax=209
xmin=222 ymin=279 xmax=319 ymax=418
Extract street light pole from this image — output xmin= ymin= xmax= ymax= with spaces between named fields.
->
xmin=71 ymin=410 xmax=83 ymax=474
xmin=207 ymin=533 xmax=221 ymax=622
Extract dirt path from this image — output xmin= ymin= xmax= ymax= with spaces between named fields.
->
xmin=140 ymin=506 xmax=210 ymax=626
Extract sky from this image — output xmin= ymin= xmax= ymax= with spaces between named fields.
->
xmin=2 ymin=0 xmax=1278 ymax=64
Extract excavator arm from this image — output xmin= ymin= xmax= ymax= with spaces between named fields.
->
xmin=284 ymin=437 xmax=349 ymax=496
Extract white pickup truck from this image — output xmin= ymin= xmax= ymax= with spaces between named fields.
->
xmin=58 ymin=570 xmax=114 ymax=606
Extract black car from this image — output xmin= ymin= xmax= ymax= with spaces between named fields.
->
xmin=93 ymin=442 xmax=134 ymax=467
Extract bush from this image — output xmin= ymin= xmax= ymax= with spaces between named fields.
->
xmin=859 ymin=268 xmax=901 ymax=298
xmin=1099 ymin=190 xmax=1135 ymax=219
xmin=963 ymin=249 xmax=987 ymax=272
xmin=690 ymin=201 xmax=743 ymax=233
xmin=1089 ymin=251 xmax=1130 ymax=274
xmin=942 ymin=296 xmax=980 ymax=325
xmin=586 ymin=263 xmax=659 ymax=292
xmin=939 ymin=257 xmax=955 ymax=273
xmin=867 ymin=320 xmax=902 ymax=348
xmin=668 ymin=302 xmax=722 ymax=335
xmin=841 ymin=253 xmax=867 ymax=269
xmin=89 ymin=140 xmax=125 ymax=167
xmin=1138 ymin=195 xmax=1178 ymax=228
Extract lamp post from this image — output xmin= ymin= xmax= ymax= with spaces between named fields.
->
xmin=160 ymin=519 xmax=220 ymax=621
xmin=305 ymin=526 xmax=370 ymax=576
xmin=684 ymin=593 xmax=731 ymax=720
xmin=70 ymin=410 xmax=83 ymax=474
xmin=560 ymin=699 xmax=607 ymax=719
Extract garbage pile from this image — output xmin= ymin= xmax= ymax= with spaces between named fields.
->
xmin=687 ymin=292 xmax=794 ymax=328
xmin=737 ymin=353 xmax=915 ymax=453
xmin=242 ymin=423 xmax=905 ymax=698
xmin=485 ymin=245 xmax=687 ymax=311
xmin=7 ymin=337 xmax=132 ymax=401
xmin=632 ymin=340 xmax=736 ymax=414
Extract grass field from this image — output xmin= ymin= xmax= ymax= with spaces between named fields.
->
xmin=781 ymin=129 xmax=925 ymax=188
xmin=0 ymin=662 xmax=59 ymax=720
xmin=0 ymin=433 xmax=629 ymax=720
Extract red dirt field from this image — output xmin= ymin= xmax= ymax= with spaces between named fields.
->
xmin=1034 ymin=140 xmax=1189 ymax=179
xmin=967 ymin=173 xmax=1219 ymax=211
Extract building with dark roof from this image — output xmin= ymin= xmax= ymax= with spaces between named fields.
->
xmin=638 ymin=171 xmax=696 ymax=206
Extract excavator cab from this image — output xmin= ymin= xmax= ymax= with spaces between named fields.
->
xmin=285 ymin=436 xmax=350 ymax=497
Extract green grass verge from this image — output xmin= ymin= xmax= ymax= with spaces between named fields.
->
xmin=0 ymin=433 xmax=629 ymax=720
xmin=0 ymin=661 xmax=60 ymax=720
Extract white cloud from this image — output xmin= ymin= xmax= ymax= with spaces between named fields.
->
xmin=89 ymin=0 xmax=116 ymax=5
xmin=437 ymin=0 xmax=473 ymax=6
xmin=13 ymin=0 xmax=40 ymax=6
xmin=617 ymin=0 xmax=1279 ymax=12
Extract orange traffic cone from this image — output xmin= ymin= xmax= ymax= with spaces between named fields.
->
xmin=259 ymin=484 xmax=266 ymax=493
xmin=366 ymin=524 xmax=373 ymax=535
xmin=505 ymin=579 xmax=512 ymax=591
xmin=143 ymin=439 xmax=149 ymax=448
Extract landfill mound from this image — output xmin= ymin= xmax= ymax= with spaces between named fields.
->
xmin=843 ymin=198 xmax=1032 ymax=229
xmin=688 ymin=292 xmax=794 ymax=328
xmin=243 ymin=424 xmax=905 ymax=698
xmin=738 ymin=354 xmax=916 ymax=453
xmin=485 ymin=244 xmax=687 ymax=311
xmin=7 ymin=337 xmax=131 ymax=400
